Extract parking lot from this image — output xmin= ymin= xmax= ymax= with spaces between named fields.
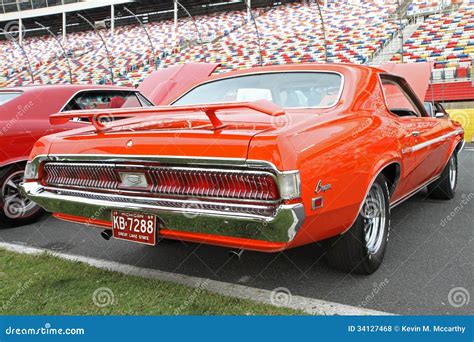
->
xmin=1 ymin=150 xmax=473 ymax=315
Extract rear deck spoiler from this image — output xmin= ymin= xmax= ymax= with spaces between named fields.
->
xmin=50 ymin=100 xmax=285 ymax=131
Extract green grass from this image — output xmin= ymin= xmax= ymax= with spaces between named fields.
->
xmin=0 ymin=249 xmax=303 ymax=315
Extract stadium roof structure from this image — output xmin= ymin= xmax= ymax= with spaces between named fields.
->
xmin=0 ymin=0 xmax=133 ymax=21
xmin=0 ymin=0 xmax=281 ymax=39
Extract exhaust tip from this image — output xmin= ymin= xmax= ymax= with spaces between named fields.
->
xmin=101 ymin=230 xmax=113 ymax=241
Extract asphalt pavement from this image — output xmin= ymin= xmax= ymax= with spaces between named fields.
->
xmin=1 ymin=150 xmax=473 ymax=315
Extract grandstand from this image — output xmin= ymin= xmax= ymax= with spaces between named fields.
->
xmin=0 ymin=0 xmax=473 ymax=102
xmin=1 ymin=0 xmax=401 ymax=86
xmin=392 ymin=0 xmax=474 ymax=81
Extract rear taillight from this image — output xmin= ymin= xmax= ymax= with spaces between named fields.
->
xmin=148 ymin=169 xmax=280 ymax=200
xmin=43 ymin=163 xmax=283 ymax=201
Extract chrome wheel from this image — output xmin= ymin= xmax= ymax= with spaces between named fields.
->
xmin=361 ymin=182 xmax=386 ymax=254
xmin=449 ymin=156 xmax=457 ymax=190
xmin=1 ymin=170 xmax=39 ymax=219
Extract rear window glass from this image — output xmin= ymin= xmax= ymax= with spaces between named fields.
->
xmin=173 ymin=72 xmax=343 ymax=108
xmin=0 ymin=92 xmax=22 ymax=105
xmin=62 ymin=90 xmax=147 ymax=111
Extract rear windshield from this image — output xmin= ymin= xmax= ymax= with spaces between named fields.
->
xmin=62 ymin=90 xmax=152 ymax=111
xmin=0 ymin=92 xmax=22 ymax=105
xmin=173 ymin=72 xmax=343 ymax=108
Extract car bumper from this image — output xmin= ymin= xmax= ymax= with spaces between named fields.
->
xmin=20 ymin=181 xmax=305 ymax=247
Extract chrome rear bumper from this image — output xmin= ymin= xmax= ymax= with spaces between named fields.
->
xmin=20 ymin=181 xmax=305 ymax=243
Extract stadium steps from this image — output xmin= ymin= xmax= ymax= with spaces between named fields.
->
xmin=370 ymin=18 xmax=423 ymax=65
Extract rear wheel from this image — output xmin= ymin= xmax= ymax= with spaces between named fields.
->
xmin=427 ymin=153 xmax=457 ymax=200
xmin=324 ymin=174 xmax=390 ymax=274
xmin=0 ymin=164 xmax=44 ymax=228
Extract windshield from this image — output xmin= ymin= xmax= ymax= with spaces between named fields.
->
xmin=0 ymin=92 xmax=22 ymax=105
xmin=173 ymin=72 xmax=343 ymax=108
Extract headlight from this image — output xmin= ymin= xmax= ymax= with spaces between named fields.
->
xmin=277 ymin=171 xmax=301 ymax=200
xmin=24 ymin=162 xmax=38 ymax=180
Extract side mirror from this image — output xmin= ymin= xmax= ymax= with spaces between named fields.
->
xmin=435 ymin=112 xmax=445 ymax=118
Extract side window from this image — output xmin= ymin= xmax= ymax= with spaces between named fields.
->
xmin=381 ymin=78 xmax=422 ymax=117
xmin=62 ymin=91 xmax=144 ymax=111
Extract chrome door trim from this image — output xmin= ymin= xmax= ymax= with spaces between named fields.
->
xmin=408 ymin=129 xmax=463 ymax=153
xmin=389 ymin=174 xmax=441 ymax=209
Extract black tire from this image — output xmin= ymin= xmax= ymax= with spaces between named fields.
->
xmin=323 ymin=174 xmax=390 ymax=275
xmin=427 ymin=153 xmax=457 ymax=200
xmin=0 ymin=164 xmax=44 ymax=228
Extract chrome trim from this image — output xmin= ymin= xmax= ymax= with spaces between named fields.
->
xmin=409 ymin=130 xmax=463 ymax=153
xmin=44 ymin=186 xmax=277 ymax=218
xmin=393 ymin=139 xmax=463 ymax=208
xmin=171 ymin=70 xmax=345 ymax=110
xmin=28 ymin=154 xmax=300 ymax=199
xmin=389 ymin=174 xmax=441 ymax=209
xmin=20 ymin=181 xmax=305 ymax=243
xmin=41 ymin=183 xmax=281 ymax=205
xmin=43 ymin=161 xmax=282 ymax=202
xmin=31 ymin=154 xmax=248 ymax=169
xmin=311 ymin=197 xmax=324 ymax=210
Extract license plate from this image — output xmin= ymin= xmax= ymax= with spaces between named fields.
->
xmin=112 ymin=211 xmax=157 ymax=246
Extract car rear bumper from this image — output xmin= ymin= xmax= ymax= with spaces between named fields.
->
xmin=20 ymin=181 xmax=305 ymax=248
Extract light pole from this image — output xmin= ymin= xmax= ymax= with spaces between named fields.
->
xmin=398 ymin=0 xmax=404 ymax=63
xmin=35 ymin=21 xmax=73 ymax=83
xmin=245 ymin=2 xmax=263 ymax=67
xmin=123 ymin=6 xmax=157 ymax=70
xmin=315 ymin=0 xmax=329 ymax=63
xmin=0 ymin=28 xmax=35 ymax=84
xmin=175 ymin=0 xmax=203 ymax=44
xmin=77 ymin=13 xmax=115 ymax=84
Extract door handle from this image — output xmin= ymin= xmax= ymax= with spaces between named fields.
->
xmin=412 ymin=131 xmax=421 ymax=137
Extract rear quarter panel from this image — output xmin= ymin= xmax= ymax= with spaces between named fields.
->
xmin=248 ymin=68 xmax=404 ymax=247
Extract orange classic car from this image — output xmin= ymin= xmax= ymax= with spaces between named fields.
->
xmin=20 ymin=64 xmax=464 ymax=274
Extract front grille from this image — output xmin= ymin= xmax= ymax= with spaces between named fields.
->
xmin=43 ymin=162 xmax=280 ymax=202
